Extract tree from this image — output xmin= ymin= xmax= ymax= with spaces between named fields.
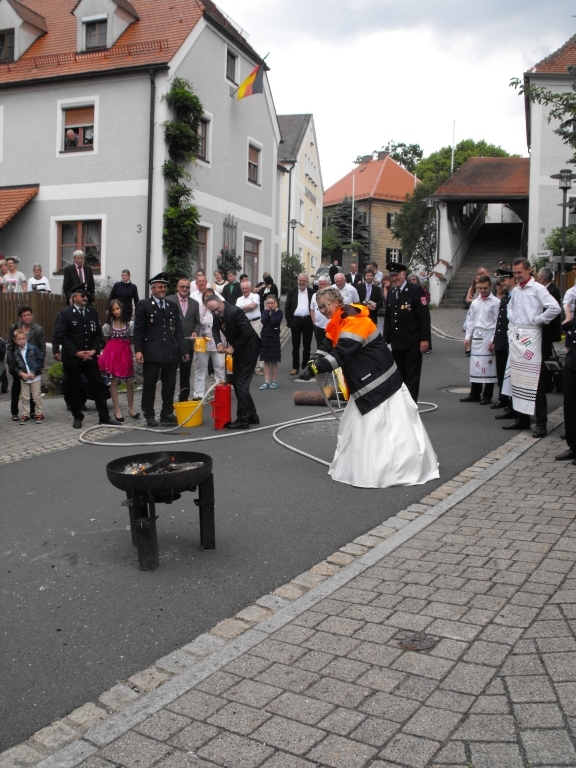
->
xmin=511 ymin=67 xmax=576 ymax=165
xmin=281 ymin=252 xmax=305 ymax=293
xmin=217 ymin=249 xmax=241 ymax=275
xmin=324 ymin=196 xmax=371 ymax=259
xmin=545 ymin=226 xmax=576 ymax=258
xmin=161 ymin=78 xmax=204 ymax=291
xmin=381 ymin=140 xmax=423 ymax=173
xmin=392 ymin=139 xmax=515 ymax=266
xmin=321 ymin=224 xmax=343 ymax=260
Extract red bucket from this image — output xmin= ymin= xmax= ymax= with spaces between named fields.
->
xmin=210 ymin=383 xmax=232 ymax=430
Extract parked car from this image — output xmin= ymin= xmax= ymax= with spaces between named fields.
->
xmin=311 ymin=265 xmax=343 ymax=288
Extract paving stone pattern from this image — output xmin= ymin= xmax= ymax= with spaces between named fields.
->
xmin=3 ymin=424 xmax=575 ymax=768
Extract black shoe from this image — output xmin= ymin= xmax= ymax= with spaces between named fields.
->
xmin=479 ymin=397 xmax=492 ymax=405
xmin=72 ymin=418 xmax=83 ymax=429
xmin=146 ymin=416 xmax=158 ymax=427
xmin=99 ymin=417 xmax=118 ymax=426
xmin=247 ymin=415 xmax=260 ymax=425
xmin=495 ymin=409 xmax=516 ymax=420
xmin=224 ymin=419 xmax=250 ymax=430
xmin=460 ymin=395 xmax=480 ymax=403
xmin=160 ymin=414 xmax=177 ymax=426
xmin=490 ymin=399 xmax=507 ymax=409
xmin=502 ymin=419 xmax=530 ymax=431
xmin=556 ymin=449 xmax=576 ymax=461
xmin=532 ymin=425 xmax=547 ymax=438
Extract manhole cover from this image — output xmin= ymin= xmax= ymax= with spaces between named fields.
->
xmin=397 ymin=632 xmax=437 ymax=651
xmin=441 ymin=386 xmax=471 ymax=394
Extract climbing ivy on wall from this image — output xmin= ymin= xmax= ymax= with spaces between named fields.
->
xmin=162 ymin=78 xmax=204 ymax=290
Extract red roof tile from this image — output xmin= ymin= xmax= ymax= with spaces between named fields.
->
xmin=433 ymin=158 xmax=529 ymax=199
xmin=0 ymin=0 xmax=264 ymax=87
xmin=324 ymin=155 xmax=418 ymax=207
xmin=0 ymin=185 xmax=39 ymax=229
xmin=7 ymin=0 xmax=47 ymax=32
xmin=529 ymin=35 xmax=576 ymax=75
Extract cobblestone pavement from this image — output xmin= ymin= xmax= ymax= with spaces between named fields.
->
xmin=3 ymin=408 xmax=576 ymax=768
xmin=429 ymin=307 xmax=467 ymax=341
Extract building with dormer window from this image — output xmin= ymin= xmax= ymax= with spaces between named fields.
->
xmin=0 ymin=0 xmax=281 ymax=293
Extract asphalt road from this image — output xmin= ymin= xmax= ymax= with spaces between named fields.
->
xmin=0 ymin=336 xmax=563 ymax=749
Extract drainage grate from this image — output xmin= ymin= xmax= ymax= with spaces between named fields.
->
xmin=397 ymin=632 xmax=438 ymax=651
xmin=441 ymin=385 xmax=471 ymax=394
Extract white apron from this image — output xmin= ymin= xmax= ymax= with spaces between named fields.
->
xmin=469 ymin=331 xmax=498 ymax=384
xmin=505 ymin=324 xmax=542 ymax=416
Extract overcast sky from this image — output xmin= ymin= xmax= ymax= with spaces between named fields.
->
xmin=224 ymin=0 xmax=574 ymax=189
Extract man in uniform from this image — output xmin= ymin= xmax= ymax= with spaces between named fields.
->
xmin=57 ymin=283 xmax=115 ymax=428
xmin=384 ymin=261 xmax=431 ymax=403
xmin=205 ymin=292 xmax=261 ymax=429
xmin=166 ymin=277 xmax=201 ymax=402
xmin=489 ymin=268 xmax=516 ymax=416
xmin=134 ymin=273 xmax=189 ymax=428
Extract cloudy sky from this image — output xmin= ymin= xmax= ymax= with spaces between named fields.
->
xmin=225 ymin=0 xmax=574 ymax=189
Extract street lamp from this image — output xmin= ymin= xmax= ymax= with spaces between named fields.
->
xmin=425 ymin=197 xmax=435 ymax=274
xmin=550 ymin=168 xmax=576 ymax=298
xmin=290 ymin=218 xmax=297 ymax=256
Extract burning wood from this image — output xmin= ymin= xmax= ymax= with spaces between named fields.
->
xmin=123 ymin=455 xmax=204 ymax=476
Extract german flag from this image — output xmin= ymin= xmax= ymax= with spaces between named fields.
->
xmin=236 ymin=62 xmax=265 ymax=100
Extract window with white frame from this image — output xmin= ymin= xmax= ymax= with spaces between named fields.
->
xmin=386 ymin=212 xmax=398 ymax=228
xmin=62 ymin=104 xmax=94 ymax=152
xmin=85 ymin=19 xmax=107 ymax=49
xmin=0 ymin=28 xmax=14 ymax=61
xmin=58 ymin=220 xmax=102 ymax=271
xmin=195 ymin=226 xmax=209 ymax=268
xmin=248 ymin=144 xmax=260 ymax=185
xmin=197 ymin=117 xmax=210 ymax=162
xmin=299 ymin=199 xmax=304 ymax=224
xmin=226 ymin=48 xmax=238 ymax=83
xmin=243 ymin=237 xmax=259 ymax=285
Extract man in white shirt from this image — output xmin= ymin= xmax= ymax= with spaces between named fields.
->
xmin=191 ymin=274 xmax=225 ymax=397
xmin=503 ymin=257 xmax=561 ymax=437
xmin=369 ymin=261 xmax=384 ymax=287
xmin=28 ymin=264 xmax=51 ymax=293
xmin=285 ymin=273 xmax=314 ymax=374
xmin=461 ymin=276 xmax=500 ymax=404
xmin=334 ymin=272 xmax=359 ymax=305
xmin=310 ymin=275 xmax=330 ymax=346
xmin=563 ymin=285 xmax=576 ymax=324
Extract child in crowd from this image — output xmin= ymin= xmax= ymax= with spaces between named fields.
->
xmin=98 ymin=299 xmax=138 ymax=422
xmin=10 ymin=329 xmax=44 ymax=424
xmin=259 ymin=294 xmax=283 ymax=390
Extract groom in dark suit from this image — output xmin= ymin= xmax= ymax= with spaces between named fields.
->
xmin=167 ymin=277 xmax=201 ymax=401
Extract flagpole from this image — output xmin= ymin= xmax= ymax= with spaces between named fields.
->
xmin=231 ymin=52 xmax=270 ymax=98
xmin=351 ymin=173 xmax=355 ymax=244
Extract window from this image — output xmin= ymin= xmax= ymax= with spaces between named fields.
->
xmin=243 ymin=237 xmax=259 ymax=285
xmin=197 ymin=118 xmax=209 ymax=162
xmin=310 ymin=208 xmax=313 ymax=232
xmin=58 ymin=220 xmax=101 ymax=271
xmin=387 ymin=212 xmax=398 ymax=228
xmin=195 ymin=226 xmax=208 ymax=268
xmin=86 ymin=20 xmax=107 ymax=50
xmin=299 ymin=199 xmax=304 ymax=225
xmin=569 ymin=197 xmax=576 ymax=227
xmin=248 ymin=145 xmax=260 ymax=184
xmin=226 ymin=49 xmax=237 ymax=83
xmin=386 ymin=248 xmax=402 ymax=262
xmin=0 ymin=29 xmax=14 ymax=62
xmin=63 ymin=105 xmax=94 ymax=151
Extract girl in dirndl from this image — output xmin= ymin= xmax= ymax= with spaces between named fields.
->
xmin=98 ymin=299 xmax=139 ymax=422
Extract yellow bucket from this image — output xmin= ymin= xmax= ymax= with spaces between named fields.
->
xmin=173 ymin=399 xmax=203 ymax=428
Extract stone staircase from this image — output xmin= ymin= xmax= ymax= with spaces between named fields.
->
xmin=442 ymin=223 xmax=523 ymax=307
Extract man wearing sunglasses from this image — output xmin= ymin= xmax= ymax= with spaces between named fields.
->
xmin=56 ymin=282 xmax=116 ymax=428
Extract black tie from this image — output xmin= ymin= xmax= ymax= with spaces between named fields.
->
xmin=159 ymin=299 xmax=166 ymax=315
xmin=395 ymin=289 xmax=399 ymax=300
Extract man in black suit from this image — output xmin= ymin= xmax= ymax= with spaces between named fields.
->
xmin=384 ymin=261 xmax=431 ymax=403
xmin=133 ymin=273 xmax=188 ymax=427
xmin=537 ymin=267 xmax=563 ymax=393
xmin=489 ymin=269 xmax=515 ymax=415
xmin=221 ymin=269 xmax=242 ymax=305
xmin=62 ymin=250 xmax=95 ymax=301
xmin=56 ymin=283 xmax=115 ymax=428
xmin=285 ymin=273 xmax=314 ymax=374
xmin=206 ymin=293 xmax=261 ymax=429
xmin=328 ymin=258 xmax=341 ymax=284
xmin=166 ymin=277 xmax=201 ymax=401
xmin=345 ymin=261 xmax=363 ymax=288
xmin=356 ymin=269 xmax=383 ymax=324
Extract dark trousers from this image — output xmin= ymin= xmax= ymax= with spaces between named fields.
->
xmin=64 ymin=360 xmax=109 ymax=421
xmin=1 ymin=368 xmax=8 ymax=392
xmin=564 ymin=365 xmax=576 ymax=450
xmin=232 ymin=343 xmax=260 ymax=421
xmin=392 ymin=347 xmax=423 ymax=403
xmin=469 ymin=382 xmax=495 ymax=399
xmin=290 ymin=316 xmax=313 ymax=370
xmin=177 ymin=353 xmax=193 ymax=401
xmin=141 ymin=361 xmax=178 ymax=418
xmin=495 ymin=349 xmax=510 ymax=405
xmin=10 ymin=373 xmax=36 ymax=416
xmin=313 ymin=326 xmax=326 ymax=349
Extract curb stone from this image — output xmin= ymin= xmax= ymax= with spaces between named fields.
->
xmin=1 ymin=407 xmax=564 ymax=768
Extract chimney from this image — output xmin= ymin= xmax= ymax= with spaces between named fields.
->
xmin=361 ymin=155 xmax=373 ymax=164
xmin=377 ymin=151 xmax=389 ymax=161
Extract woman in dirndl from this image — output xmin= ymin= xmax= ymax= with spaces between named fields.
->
xmin=98 ymin=299 xmax=139 ymax=422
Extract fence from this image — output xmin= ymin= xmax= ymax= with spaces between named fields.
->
xmin=0 ymin=292 xmax=109 ymax=342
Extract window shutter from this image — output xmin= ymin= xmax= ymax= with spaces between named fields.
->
xmin=248 ymin=145 xmax=259 ymax=164
xmin=65 ymin=106 xmax=94 ymax=126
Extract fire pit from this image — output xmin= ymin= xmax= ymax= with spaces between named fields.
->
xmin=106 ymin=451 xmax=215 ymax=571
